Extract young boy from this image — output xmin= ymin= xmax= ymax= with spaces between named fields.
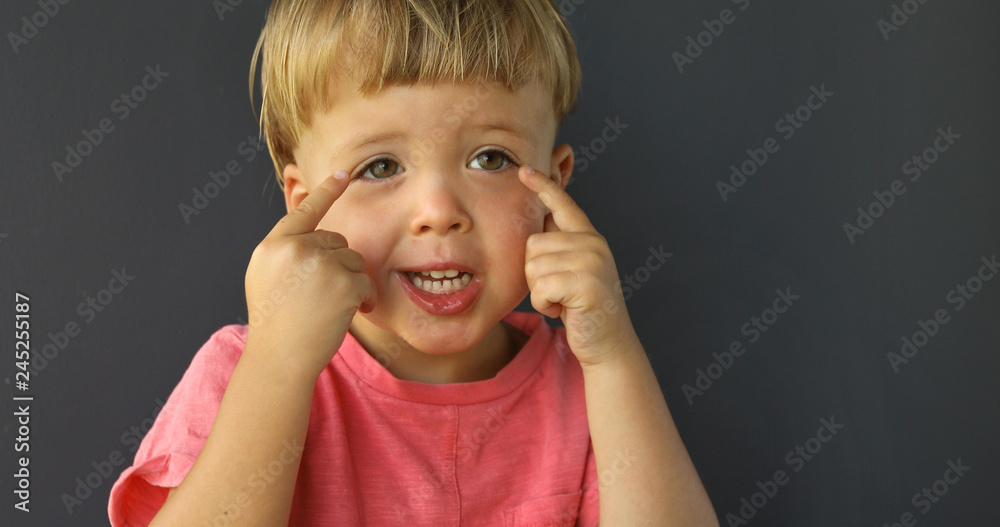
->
xmin=109 ymin=1 xmax=718 ymax=525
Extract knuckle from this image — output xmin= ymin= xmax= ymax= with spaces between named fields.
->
xmin=326 ymin=270 xmax=358 ymax=298
xmin=525 ymin=233 xmax=544 ymax=252
xmin=534 ymin=273 xmax=557 ymax=291
xmin=293 ymin=200 xmax=317 ymax=217
xmin=319 ymin=231 xmax=347 ymax=251
xmin=524 ymin=258 xmax=540 ymax=278
xmin=348 ymin=274 xmax=375 ymax=306
xmin=252 ymin=237 xmax=292 ymax=264
xmin=255 ymin=235 xmax=280 ymax=252
xmin=250 ymin=240 xmax=269 ymax=261
xmin=341 ymin=249 xmax=366 ymax=271
xmin=576 ymin=251 xmax=601 ymax=271
xmin=361 ymin=273 xmax=376 ymax=293
xmin=286 ymin=238 xmax=314 ymax=259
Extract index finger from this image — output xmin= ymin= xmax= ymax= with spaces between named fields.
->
xmin=270 ymin=170 xmax=350 ymax=237
xmin=518 ymin=165 xmax=595 ymax=233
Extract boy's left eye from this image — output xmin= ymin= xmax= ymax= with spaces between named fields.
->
xmin=470 ymin=149 xmax=518 ymax=171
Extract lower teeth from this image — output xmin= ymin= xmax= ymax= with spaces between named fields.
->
xmin=408 ymin=272 xmax=472 ymax=294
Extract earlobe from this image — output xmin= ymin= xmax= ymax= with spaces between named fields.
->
xmin=282 ymin=163 xmax=308 ymax=213
xmin=550 ymin=144 xmax=574 ymax=190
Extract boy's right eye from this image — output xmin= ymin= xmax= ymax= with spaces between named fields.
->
xmin=356 ymin=157 xmax=402 ymax=182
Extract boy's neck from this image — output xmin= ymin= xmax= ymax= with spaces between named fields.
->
xmin=348 ymin=318 xmax=529 ymax=384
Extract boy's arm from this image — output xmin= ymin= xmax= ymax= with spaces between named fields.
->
xmin=150 ymin=336 xmax=315 ymax=526
xmin=519 ymin=166 xmax=718 ymax=526
xmin=151 ymin=172 xmax=373 ymax=526
xmin=581 ymin=337 xmax=719 ymax=526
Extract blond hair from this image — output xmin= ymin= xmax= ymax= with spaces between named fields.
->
xmin=250 ymin=0 xmax=582 ymax=187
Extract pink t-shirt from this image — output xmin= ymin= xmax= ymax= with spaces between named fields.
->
xmin=108 ymin=312 xmax=599 ymax=526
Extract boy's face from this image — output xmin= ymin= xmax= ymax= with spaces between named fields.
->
xmin=283 ymin=80 xmax=574 ymax=355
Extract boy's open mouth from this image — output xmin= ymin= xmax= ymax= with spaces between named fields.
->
xmin=405 ymin=270 xmax=473 ymax=294
xmin=396 ymin=265 xmax=483 ymax=316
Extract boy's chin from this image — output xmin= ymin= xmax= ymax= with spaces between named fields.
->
xmin=402 ymin=315 xmax=496 ymax=355
xmin=357 ymin=308 xmax=501 ymax=355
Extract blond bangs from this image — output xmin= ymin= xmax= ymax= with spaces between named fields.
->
xmin=251 ymin=0 xmax=582 ymax=186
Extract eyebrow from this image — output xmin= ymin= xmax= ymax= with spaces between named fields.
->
xmin=470 ymin=120 xmax=535 ymax=143
xmin=337 ymin=120 xmax=535 ymax=157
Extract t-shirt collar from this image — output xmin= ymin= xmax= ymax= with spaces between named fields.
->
xmin=336 ymin=312 xmax=555 ymax=405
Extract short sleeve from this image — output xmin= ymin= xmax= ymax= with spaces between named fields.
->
xmin=576 ymin=439 xmax=600 ymax=527
xmin=108 ymin=324 xmax=247 ymax=527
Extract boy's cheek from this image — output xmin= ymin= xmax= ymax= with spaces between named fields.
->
xmin=493 ymin=206 xmax=544 ymax=245
xmin=492 ymin=190 xmax=547 ymax=235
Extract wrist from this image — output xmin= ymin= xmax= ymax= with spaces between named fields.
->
xmin=242 ymin=329 xmax=330 ymax=386
xmin=577 ymin=332 xmax=644 ymax=372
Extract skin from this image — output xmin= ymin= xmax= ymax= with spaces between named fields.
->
xmin=149 ymin=79 xmax=719 ymax=526
xmin=281 ymin=79 xmax=569 ymax=384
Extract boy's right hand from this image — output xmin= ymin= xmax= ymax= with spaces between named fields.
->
xmin=243 ymin=171 xmax=376 ymax=378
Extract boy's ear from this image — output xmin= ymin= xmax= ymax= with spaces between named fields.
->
xmin=282 ymin=162 xmax=309 ymax=214
xmin=549 ymin=144 xmax=574 ymax=190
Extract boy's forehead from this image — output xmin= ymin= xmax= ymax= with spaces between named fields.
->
xmin=315 ymin=78 xmax=558 ymax=146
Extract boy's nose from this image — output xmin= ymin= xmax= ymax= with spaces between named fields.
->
xmin=408 ymin=175 xmax=472 ymax=235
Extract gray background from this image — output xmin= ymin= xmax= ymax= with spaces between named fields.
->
xmin=2 ymin=1 xmax=998 ymax=525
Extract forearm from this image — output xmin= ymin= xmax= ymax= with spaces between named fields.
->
xmin=150 ymin=333 xmax=317 ymax=527
xmin=582 ymin=338 xmax=718 ymax=526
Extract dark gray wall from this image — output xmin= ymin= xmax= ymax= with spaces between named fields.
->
xmin=2 ymin=1 xmax=997 ymax=525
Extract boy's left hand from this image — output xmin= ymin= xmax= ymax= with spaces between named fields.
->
xmin=520 ymin=165 xmax=641 ymax=367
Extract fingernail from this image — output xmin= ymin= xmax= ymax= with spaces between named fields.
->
xmin=524 ymin=165 xmax=536 ymax=176
xmin=333 ymin=170 xmax=348 ymax=180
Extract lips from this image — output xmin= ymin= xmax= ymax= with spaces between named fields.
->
xmin=396 ymin=263 xmax=482 ymax=316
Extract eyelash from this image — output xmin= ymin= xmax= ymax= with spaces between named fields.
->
xmin=351 ymin=148 xmax=522 ymax=184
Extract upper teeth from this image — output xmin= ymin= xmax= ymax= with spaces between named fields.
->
xmin=421 ymin=269 xmax=460 ymax=279
xmin=407 ymin=270 xmax=473 ymax=294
